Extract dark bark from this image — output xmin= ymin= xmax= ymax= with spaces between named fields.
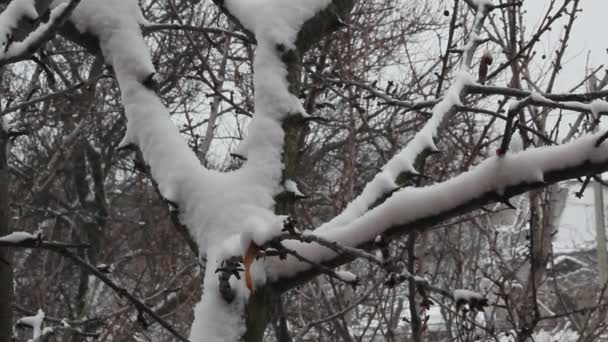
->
xmin=407 ymin=233 xmax=422 ymax=342
xmin=0 ymin=119 xmax=14 ymax=342
xmin=243 ymin=287 xmax=275 ymax=342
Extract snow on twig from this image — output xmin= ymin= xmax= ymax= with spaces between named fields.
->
xmin=284 ymin=179 xmax=306 ymax=198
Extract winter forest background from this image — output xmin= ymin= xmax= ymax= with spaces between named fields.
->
xmin=1 ymin=0 xmax=608 ymax=341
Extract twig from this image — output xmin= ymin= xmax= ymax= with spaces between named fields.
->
xmin=55 ymin=248 xmax=190 ymax=342
xmin=0 ymin=239 xmax=89 ymax=250
xmin=141 ymin=23 xmax=252 ymax=43
xmin=497 ymin=97 xmax=532 ymax=155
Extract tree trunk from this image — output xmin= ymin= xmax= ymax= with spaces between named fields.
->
xmin=244 ymin=287 xmax=275 ymax=342
xmin=406 ymin=233 xmax=422 ymax=342
xmin=240 ymin=2 xmax=358 ymax=340
xmin=0 ymin=122 xmax=14 ymax=342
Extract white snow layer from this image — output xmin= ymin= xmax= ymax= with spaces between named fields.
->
xmin=194 ymin=1 xmax=338 ymax=340
xmin=0 ymin=230 xmax=41 ymax=243
xmin=52 ymin=0 xmax=155 ymax=83
xmin=317 ymin=71 xmax=474 ymax=232
xmin=56 ymin=0 xmax=340 ymax=340
xmin=17 ymin=309 xmax=45 ymax=341
xmin=336 ymin=270 xmax=358 ymax=283
xmin=509 ymin=134 xmax=523 ymax=153
xmin=284 ymin=179 xmax=305 ymax=197
xmin=309 ymin=0 xmax=487 ymax=237
xmin=0 ymin=0 xmax=38 ymax=58
xmin=1 ymin=3 xmax=71 ymax=61
xmin=265 ymin=131 xmax=608 ymax=280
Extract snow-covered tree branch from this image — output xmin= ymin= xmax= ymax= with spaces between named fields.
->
xmin=0 ymin=0 xmax=80 ymax=65
xmin=2 ymin=0 xmax=608 ymax=341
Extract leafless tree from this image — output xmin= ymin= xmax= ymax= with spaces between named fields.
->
xmin=1 ymin=0 xmax=607 ymax=341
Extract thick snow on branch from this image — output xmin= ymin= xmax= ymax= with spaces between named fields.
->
xmin=0 ymin=2 xmax=73 ymax=62
xmin=58 ymin=0 xmax=345 ymax=340
xmin=267 ymin=131 xmax=608 ymax=279
xmin=192 ymin=1 xmax=338 ymax=341
xmin=17 ymin=309 xmax=45 ymax=341
xmin=284 ymin=179 xmax=305 ymax=197
xmin=317 ymin=0 xmax=491 ymax=233
xmin=52 ymin=0 xmax=154 ymax=82
xmin=54 ymin=0 xmax=228 ymax=250
xmin=228 ymin=0 xmax=332 ymax=195
xmin=335 ymin=270 xmax=358 ymax=284
xmin=53 ymin=0 xmax=308 ymax=338
xmin=318 ymin=71 xmax=474 ymax=231
xmin=0 ymin=0 xmax=38 ymax=58
xmin=0 ymin=229 xmax=41 ymax=243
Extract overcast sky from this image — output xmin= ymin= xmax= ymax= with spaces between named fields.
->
xmin=522 ymin=0 xmax=608 ymax=250
xmin=525 ymin=0 xmax=607 ymax=92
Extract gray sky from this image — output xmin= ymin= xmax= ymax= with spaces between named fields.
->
xmin=523 ymin=0 xmax=608 ymax=250
xmin=525 ymin=0 xmax=608 ymax=92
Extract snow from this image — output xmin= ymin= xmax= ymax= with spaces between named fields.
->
xmin=532 ymin=327 xmax=579 ymax=342
xmin=52 ymin=0 xmax=155 ymax=83
xmin=266 ymin=131 xmax=608 ymax=279
xmin=0 ymin=229 xmax=41 ymax=243
xmin=551 ymin=254 xmax=587 ymax=268
xmin=227 ymin=0 xmax=335 ymax=166
xmin=54 ymin=0 xmax=347 ymax=340
xmin=1 ymin=3 xmax=73 ymax=61
xmin=41 ymin=327 xmax=53 ymax=336
xmin=17 ymin=309 xmax=45 ymax=341
xmin=221 ymin=0 xmax=330 ymax=127
xmin=189 ymin=257 xmax=248 ymax=342
xmin=509 ymin=134 xmax=523 ymax=153
xmin=317 ymin=71 xmax=475 ymax=233
xmin=374 ymin=249 xmax=383 ymax=262
xmin=530 ymin=92 xmax=551 ymax=103
xmin=284 ymin=179 xmax=305 ymax=197
xmin=0 ymin=0 xmax=38 ymax=57
xmin=46 ymin=0 xmax=604 ymax=339
xmin=308 ymin=0 xmax=487 ymax=235
xmin=53 ymin=1 xmax=254 ymax=339
xmin=336 ymin=270 xmax=358 ymax=283
xmin=548 ymin=99 xmax=608 ymax=119
xmin=590 ymin=99 xmax=608 ymax=119
xmin=192 ymin=0 xmax=342 ymax=338
xmin=95 ymin=263 xmax=113 ymax=273
xmin=225 ymin=0 xmax=329 ymax=49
